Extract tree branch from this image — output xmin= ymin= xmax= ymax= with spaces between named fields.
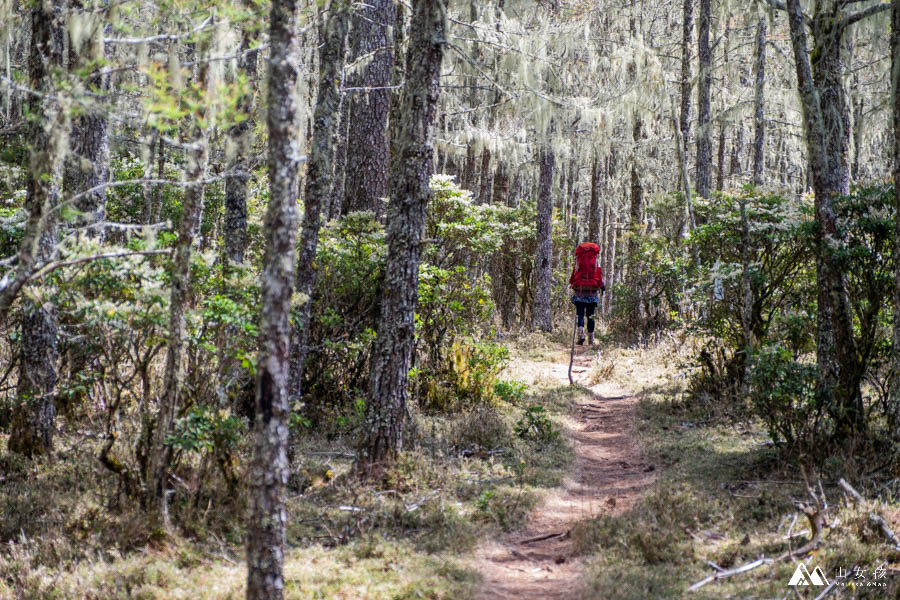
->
xmin=841 ymin=2 xmax=891 ymax=28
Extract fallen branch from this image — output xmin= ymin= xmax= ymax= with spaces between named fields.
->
xmin=868 ymin=514 xmax=900 ymax=550
xmin=688 ymin=557 xmax=773 ymax=591
xmin=303 ymin=451 xmax=356 ymax=459
xmin=838 ymin=478 xmax=864 ymax=503
xmin=837 ymin=478 xmax=900 ymax=550
xmin=406 ymin=489 xmax=441 ymax=513
xmin=518 ymin=531 xmax=568 ymax=545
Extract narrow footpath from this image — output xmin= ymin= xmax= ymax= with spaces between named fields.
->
xmin=473 ymin=344 xmax=656 ymax=600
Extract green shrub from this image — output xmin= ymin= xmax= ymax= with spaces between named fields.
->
xmin=514 ymin=405 xmax=558 ymax=443
xmin=748 ymin=343 xmax=822 ymax=451
xmin=493 ymin=380 xmax=526 ymax=403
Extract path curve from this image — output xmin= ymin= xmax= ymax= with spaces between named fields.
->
xmin=472 ymin=346 xmax=655 ymax=600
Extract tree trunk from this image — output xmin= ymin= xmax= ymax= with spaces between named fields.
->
xmin=478 ymin=147 xmax=492 ymax=204
xmin=462 ymin=143 xmax=478 ymax=194
xmin=328 ymin=100 xmax=350 ymax=219
xmin=891 ymin=0 xmax=900 ymax=428
xmin=695 ymin=0 xmax=711 ymax=198
xmin=730 ymin=123 xmax=743 ymax=177
xmin=499 ymin=170 xmax=520 ymax=329
xmin=588 ymin=153 xmax=602 ymax=245
xmin=147 ymin=46 xmax=211 ymax=526
xmin=289 ymin=2 xmax=350 ymax=402
xmin=674 ymin=111 xmax=695 ymax=235
xmin=490 ymin=160 xmax=510 ymax=322
xmin=66 ymin=1 xmax=108 ymax=239
xmin=141 ymin=130 xmax=160 ymax=225
xmin=224 ymin=20 xmax=259 ymax=265
xmin=7 ymin=0 xmax=67 ymax=457
xmin=739 ymin=196 xmax=753 ymax=395
xmin=532 ymin=146 xmax=554 ymax=333
xmin=851 ymin=94 xmax=863 ymax=183
xmin=245 ymin=0 xmax=302 ymax=596
xmin=785 ymin=0 xmax=862 ymax=433
xmin=679 ymin=0 xmax=693 ymax=187
xmin=342 ymin=0 xmax=396 ymax=216
xmin=629 ymin=116 xmax=644 ymax=238
xmin=716 ymin=120 xmax=726 ymax=192
xmin=360 ymin=0 xmax=446 ymax=471
xmin=604 ymin=215 xmax=617 ymax=316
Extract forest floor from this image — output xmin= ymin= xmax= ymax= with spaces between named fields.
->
xmin=4 ymin=333 xmax=900 ymax=599
xmin=472 ymin=341 xmax=656 ymax=599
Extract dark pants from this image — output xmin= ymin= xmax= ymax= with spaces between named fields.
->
xmin=573 ymin=301 xmax=597 ymax=333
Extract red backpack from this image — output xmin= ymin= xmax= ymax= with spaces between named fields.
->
xmin=569 ymin=242 xmax=604 ymax=293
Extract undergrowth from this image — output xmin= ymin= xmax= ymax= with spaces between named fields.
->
xmin=574 ymin=339 xmax=900 ymax=599
xmin=0 ymin=371 xmax=573 ymax=599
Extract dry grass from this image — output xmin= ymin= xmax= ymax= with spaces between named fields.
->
xmin=572 ymin=334 xmax=900 ymax=599
xmin=0 ymin=351 xmax=573 ymax=600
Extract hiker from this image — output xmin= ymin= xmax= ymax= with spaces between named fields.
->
xmin=569 ymin=242 xmax=604 ymax=345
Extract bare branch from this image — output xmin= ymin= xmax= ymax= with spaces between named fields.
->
xmin=841 ymin=2 xmax=891 ymax=28
xmin=105 ymin=14 xmax=213 ymax=45
xmin=25 ymin=250 xmax=172 ymax=283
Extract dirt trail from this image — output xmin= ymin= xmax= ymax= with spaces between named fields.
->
xmin=473 ymin=344 xmax=656 ymax=600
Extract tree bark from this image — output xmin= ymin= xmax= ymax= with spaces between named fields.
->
xmin=245 ymin=0 xmax=302 ymax=596
xmin=224 ymin=18 xmax=259 ymax=265
xmin=696 ymin=0 xmax=712 ymax=198
xmin=289 ymin=2 xmax=350 ymax=402
xmin=360 ymin=0 xmax=446 ymax=470
xmin=730 ymin=123 xmax=743 ymax=177
xmin=851 ymin=93 xmax=863 ymax=183
xmin=674 ymin=111 xmax=695 ymax=236
xmin=532 ymin=146 xmax=554 ymax=333
xmin=750 ymin=22 xmax=765 ymax=189
xmin=342 ymin=0 xmax=396 ymax=216
xmin=147 ymin=44 xmax=212 ymax=526
xmin=629 ymin=116 xmax=644 ymax=237
xmin=66 ymin=1 xmax=108 ymax=239
xmin=604 ymin=214 xmax=617 ymax=316
xmin=785 ymin=0 xmax=862 ymax=433
xmin=679 ymin=0 xmax=693 ymax=185
xmin=7 ymin=0 xmax=67 ymax=457
xmin=499 ymin=170 xmax=520 ymax=329
xmin=478 ymin=147 xmax=493 ymax=204
xmin=328 ymin=100 xmax=350 ymax=219
xmin=716 ymin=120 xmax=726 ymax=192
xmin=588 ymin=153 xmax=602 ymax=245
xmin=891 ymin=0 xmax=900 ymax=428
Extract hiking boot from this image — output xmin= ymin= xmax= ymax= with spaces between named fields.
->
xmin=576 ymin=326 xmax=585 ymax=345
xmin=587 ymin=331 xmax=594 ymax=345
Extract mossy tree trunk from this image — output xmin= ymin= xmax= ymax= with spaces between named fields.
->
xmin=752 ymin=15 xmax=766 ymax=186
xmin=891 ymin=0 xmax=900 ymax=430
xmin=360 ymin=0 xmax=447 ymax=471
xmin=695 ymin=0 xmax=711 ymax=198
xmin=532 ymin=146 xmax=554 ymax=333
xmin=8 ymin=0 xmax=68 ymax=458
xmin=784 ymin=0 xmax=889 ymax=434
xmin=224 ymin=12 xmax=259 ymax=265
xmin=245 ymin=0 xmax=303 ymax=595
xmin=289 ymin=1 xmax=351 ymax=402
xmin=342 ymin=0 xmax=396 ymax=216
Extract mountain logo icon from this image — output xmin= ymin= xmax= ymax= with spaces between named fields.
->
xmin=788 ymin=563 xmax=829 ymax=586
